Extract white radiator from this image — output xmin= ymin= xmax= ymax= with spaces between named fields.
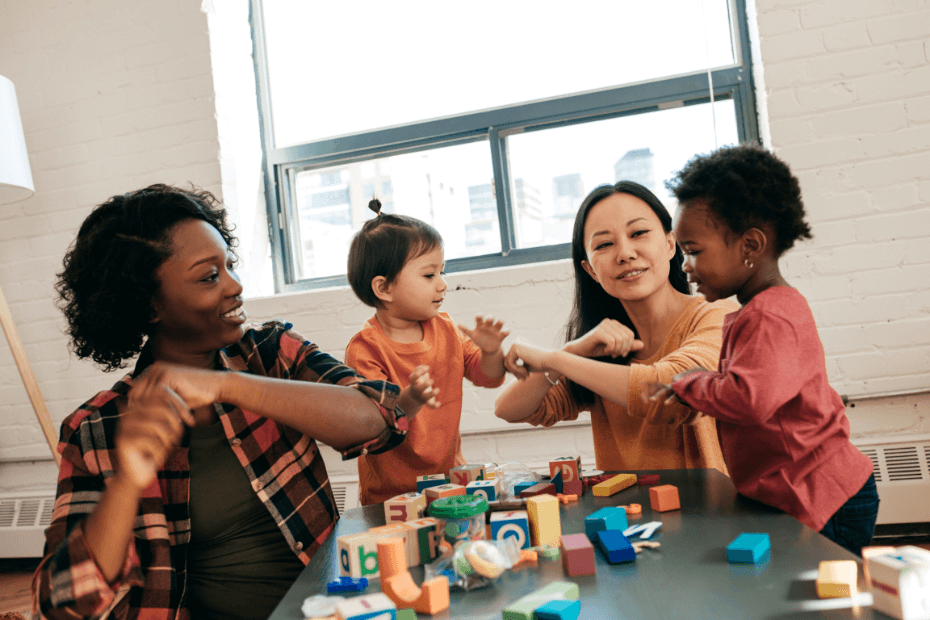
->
xmin=853 ymin=435 xmax=930 ymax=525
xmin=0 ymin=490 xmax=54 ymax=558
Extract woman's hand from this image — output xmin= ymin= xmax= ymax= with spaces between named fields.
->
xmin=563 ymin=319 xmax=644 ymax=359
xmin=459 ymin=315 xmax=510 ymax=354
xmin=503 ymin=342 xmax=553 ymax=380
xmin=118 ymin=370 xmax=196 ymax=490
xmin=134 ymin=362 xmax=227 ymax=412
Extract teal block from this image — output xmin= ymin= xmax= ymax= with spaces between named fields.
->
xmin=503 ymin=581 xmax=579 ymax=620
xmin=584 ymin=506 xmax=628 ymax=539
xmin=534 ymin=599 xmax=581 ymax=620
xmin=727 ymin=533 xmax=770 ymax=564
xmin=551 ymin=468 xmax=563 ymax=493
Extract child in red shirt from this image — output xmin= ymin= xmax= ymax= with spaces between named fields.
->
xmin=345 ymin=199 xmax=508 ymax=505
xmin=651 ymin=144 xmax=878 ymax=556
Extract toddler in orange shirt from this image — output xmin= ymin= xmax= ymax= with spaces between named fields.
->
xmin=345 ymin=198 xmax=508 ymax=505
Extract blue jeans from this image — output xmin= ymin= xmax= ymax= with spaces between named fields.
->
xmin=819 ymin=474 xmax=879 ymax=556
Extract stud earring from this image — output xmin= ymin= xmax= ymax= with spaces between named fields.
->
xmin=744 ymin=259 xmax=754 ymax=269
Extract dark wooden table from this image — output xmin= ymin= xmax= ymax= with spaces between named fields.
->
xmin=269 ymin=469 xmax=885 ymax=619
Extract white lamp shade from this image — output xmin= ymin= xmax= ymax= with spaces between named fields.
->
xmin=0 ymin=74 xmax=35 ymax=204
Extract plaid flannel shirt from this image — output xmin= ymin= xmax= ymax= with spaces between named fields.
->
xmin=33 ymin=320 xmax=406 ymax=620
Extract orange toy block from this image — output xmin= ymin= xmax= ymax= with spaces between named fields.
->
xmin=526 ymin=494 xmax=561 ymax=547
xmin=384 ymin=492 xmax=427 ymax=523
xmin=378 ymin=537 xmax=450 ymax=615
xmin=649 ymin=484 xmax=681 ymax=512
xmin=449 ymin=464 xmax=486 ymax=486
xmin=592 ymin=473 xmax=637 ymax=497
xmin=557 ymin=493 xmax=578 ymax=504
xmin=621 ymin=503 xmax=643 ymax=515
xmin=424 ymin=483 xmax=466 ymax=507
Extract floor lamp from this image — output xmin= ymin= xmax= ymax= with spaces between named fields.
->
xmin=0 ymin=74 xmax=60 ymax=466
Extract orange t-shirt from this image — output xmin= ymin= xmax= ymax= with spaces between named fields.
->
xmin=345 ymin=312 xmax=505 ymax=505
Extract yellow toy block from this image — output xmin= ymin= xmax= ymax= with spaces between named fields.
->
xmin=593 ymin=473 xmax=638 ymax=497
xmin=449 ymin=464 xmax=486 ymax=486
xmin=424 ymin=483 xmax=466 ymax=507
xmin=816 ymin=560 xmax=858 ymax=598
xmin=384 ymin=492 xmax=427 ymax=523
xmin=526 ymin=494 xmax=561 ymax=547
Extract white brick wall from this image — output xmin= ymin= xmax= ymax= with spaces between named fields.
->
xmin=0 ymin=0 xmax=927 ymax=493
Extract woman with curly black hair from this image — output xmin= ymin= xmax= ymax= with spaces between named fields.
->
xmin=650 ymin=144 xmax=878 ymax=555
xmin=34 ymin=184 xmax=432 ymax=620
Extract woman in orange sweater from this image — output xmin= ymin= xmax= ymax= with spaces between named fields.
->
xmin=495 ymin=181 xmax=735 ymax=473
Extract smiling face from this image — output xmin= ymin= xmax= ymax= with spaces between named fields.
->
xmin=150 ymin=218 xmax=247 ymax=363
xmin=383 ymin=245 xmax=447 ymax=322
xmin=673 ymin=202 xmax=748 ymax=302
xmin=580 ymin=193 xmax=677 ymax=303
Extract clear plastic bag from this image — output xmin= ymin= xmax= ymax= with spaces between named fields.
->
xmin=490 ymin=462 xmax=540 ymax=499
xmin=423 ymin=537 xmax=523 ymax=591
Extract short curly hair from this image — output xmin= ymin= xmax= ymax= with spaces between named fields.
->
xmin=668 ymin=143 xmax=812 ymax=256
xmin=55 ymin=184 xmax=237 ymax=371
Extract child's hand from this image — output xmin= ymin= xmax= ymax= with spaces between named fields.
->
xmin=408 ymin=365 xmax=440 ymax=409
xmin=503 ymin=342 xmax=551 ymax=380
xmin=643 ymin=381 xmax=681 ymax=407
xmin=459 ymin=315 xmax=510 ymax=354
xmin=563 ymin=319 xmax=643 ymax=359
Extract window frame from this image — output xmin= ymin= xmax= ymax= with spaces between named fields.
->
xmin=250 ymin=0 xmax=759 ymax=293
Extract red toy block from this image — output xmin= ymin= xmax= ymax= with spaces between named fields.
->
xmin=638 ymin=474 xmax=660 ymax=486
xmin=518 ymin=481 xmax=557 ymax=498
xmin=649 ymin=485 xmax=680 ymax=512
xmin=560 ymin=533 xmax=596 ymax=577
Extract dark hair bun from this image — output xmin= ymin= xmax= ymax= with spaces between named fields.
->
xmin=368 ymin=198 xmax=382 ymax=216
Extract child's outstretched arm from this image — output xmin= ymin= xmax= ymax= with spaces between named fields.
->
xmin=645 ymin=368 xmax=708 ymax=426
xmin=397 ymin=365 xmax=440 ymax=421
xmin=458 ymin=315 xmax=509 ymax=379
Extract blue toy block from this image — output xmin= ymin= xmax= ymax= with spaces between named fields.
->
xmin=584 ymin=506 xmax=628 ymax=539
xmin=415 ymin=474 xmax=448 ymax=493
xmin=550 ymin=468 xmax=563 ymax=494
xmin=593 ymin=529 xmax=636 ymax=564
xmin=327 ymin=575 xmax=369 ymax=593
xmin=726 ymin=533 xmax=771 ymax=564
xmin=467 ymin=479 xmax=499 ymax=502
xmin=534 ymin=598 xmax=581 ymax=620
xmin=513 ymin=480 xmax=537 ymax=496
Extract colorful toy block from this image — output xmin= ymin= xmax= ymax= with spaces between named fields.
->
xmin=534 ymin=599 xmax=581 ymax=620
xmin=403 ymin=517 xmax=443 ymax=566
xmin=526 ymin=494 xmax=561 ymax=547
xmin=560 ymin=533 xmax=596 ymax=577
xmin=502 ymin=580 xmax=579 ymax=620
xmin=423 ymin=483 xmax=466 ymax=507
xmin=557 ymin=493 xmax=578 ymax=504
xmin=395 ymin=610 xmax=417 ymax=620
xmin=466 ymin=478 xmax=501 ymax=502
xmin=518 ymin=481 xmax=557 ymax=498
xmin=726 ymin=533 xmax=770 ymax=564
xmin=513 ymin=480 xmax=537 ymax=496
xmin=489 ymin=510 xmax=531 ymax=549
xmin=449 ymin=464 xmax=485 ymax=486
xmin=384 ymin=492 xmax=426 ymax=524
xmin=415 ymin=474 xmax=448 ymax=493
xmin=327 ymin=576 xmax=369 ymax=593
xmin=377 ymin=537 xmax=450 ymax=616
xmin=338 ymin=530 xmax=386 ymax=579
xmin=584 ymin=506 xmax=628 ymax=539
xmin=638 ymin=474 xmax=660 ymax=486
xmin=868 ymin=546 xmax=930 ymax=620
xmin=649 ymin=484 xmax=681 ymax=512
xmin=593 ymin=529 xmax=636 ymax=564
xmin=334 ymin=592 xmax=397 ymax=620
xmin=861 ymin=545 xmax=897 ymax=587
xmin=816 ymin=560 xmax=858 ymax=598
xmin=592 ymin=473 xmax=637 ymax=497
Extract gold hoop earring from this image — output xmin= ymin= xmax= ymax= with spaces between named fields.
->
xmin=744 ymin=259 xmax=754 ymax=269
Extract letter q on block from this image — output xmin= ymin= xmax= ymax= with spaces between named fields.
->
xmin=490 ymin=510 xmax=530 ymax=550
xmin=467 ymin=479 xmax=501 ymax=502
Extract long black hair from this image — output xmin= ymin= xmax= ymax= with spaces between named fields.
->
xmin=564 ymin=181 xmax=689 ymax=405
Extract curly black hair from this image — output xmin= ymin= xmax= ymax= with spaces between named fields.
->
xmin=55 ymin=184 xmax=237 ymax=371
xmin=667 ymin=143 xmax=812 ymax=256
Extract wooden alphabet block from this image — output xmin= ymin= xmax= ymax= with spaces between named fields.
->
xmin=584 ymin=506 xmax=628 ymax=539
xmin=334 ymin=592 xmax=397 ymax=620
xmin=466 ymin=478 xmax=501 ymax=502
xmin=415 ymin=474 xmax=448 ymax=493
xmin=423 ymin=483 xmax=466 ymax=507
xmin=449 ymin=464 xmax=485 ymax=486
xmin=648 ymin=484 xmax=681 ymax=512
xmin=526 ymin=494 xmax=561 ymax=547
xmin=561 ymin=533 xmax=596 ymax=577
xmin=861 ymin=545 xmax=897 ymax=587
xmin=512 ymin=480 xmax=537 ymax=496
xmin=593 ymin=529 xmax=636 ymax=564
xmin=549 ymin=456 xmax=582 ymax=495
xmin=489 ymin=510 xmax=531 ymax=549
xmin=868 ymin=546 xmax=930 ymax=620
xmin=403 ymin=517 xmax=443 ymax=566
xmin=502 ymin=580 xmax=579 ymax=620
xmin=384 ymin=492 xmax=426 ymax=524
xmin=338 ymin=530 xmax=385 ymax=580
xmin=592 ymin=473 xmax=637 ymax=497
xmin=816 ymin=560 xmax=858 ymax=598
xmin=726 ymin=533 xmax=770 ymax=564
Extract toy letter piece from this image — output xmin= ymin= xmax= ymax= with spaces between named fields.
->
xmin=526 ymin=494 xmax=561 ymax=547
xmin=534 ymin=599 xmax=581 ymax=620
xmin=502 ymin=581 xmax=579 ymax=620
xmin=593 ymin=529 xmax=636 ymax=564
xmin=726 ymin=533 xmax=770 ymax=564
xmin=384 ymin=492 xmax=426 ymax=524
xmin=584 ymin=507 xmax=628 ymax=539
xmin=328 ymin=576 xmax=369 ymax=593
xmin=867 ymin=545 xmax=930 ymax=620
xmin=415 ymin=474 xmax=448 ymax=493
xmin=816 ymin=560 xmax=858 ymax=599
xmin=592 ymin=473 xmax=637 ymax=497
xmin=466 ymin=478 xmax=501 ymax=502
xmin=490 ymin=510 xmax=531 ymax=549
xmin=648 ymin=484 xmax=681 ymax=512
xmin=560 ymin=533 xmax=596 ymax=577
xmin=334 ymin=592 xmax=397 ymax=620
